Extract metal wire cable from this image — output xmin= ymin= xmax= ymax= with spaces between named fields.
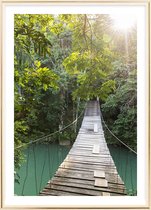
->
xmin=15 ymin=106 xmax=85 ymax=150
xmin=100 ymin=111 xmax=137 ymax=155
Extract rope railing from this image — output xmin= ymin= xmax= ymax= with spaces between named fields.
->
xmin=15 ymin=106 xmax=85 ymax=150
xmin=100 ymin=110 xmax=137 ymax=155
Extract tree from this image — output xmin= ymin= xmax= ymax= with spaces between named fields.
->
xmin=101 ymin=25 xmax=137 ymax=150
xmin=63 ymin=15 xmax=116 ymax=101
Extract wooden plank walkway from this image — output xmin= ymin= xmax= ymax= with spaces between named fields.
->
xmin=40 ymin=100 xmax=127 ymax=196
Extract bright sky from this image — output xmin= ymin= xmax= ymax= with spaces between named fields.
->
xmin=110 ymin=14 xmax=137 ymax=31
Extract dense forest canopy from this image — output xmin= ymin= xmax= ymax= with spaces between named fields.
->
xmin=14 ymin=14 xmax=137 ymax=169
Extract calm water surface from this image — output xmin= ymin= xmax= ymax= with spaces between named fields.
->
xmin=108 ymin=145 xmax=137 ymax=195
xmin=15 ymin=143 xmax=70 ymax=196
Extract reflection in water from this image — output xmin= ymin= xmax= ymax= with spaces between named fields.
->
xmin=15 ymin=143 xmax=70 ymax=196
xmin=108 ymin=145 xmax=137 ymax=195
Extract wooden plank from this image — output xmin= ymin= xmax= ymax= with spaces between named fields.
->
xmin=67 ymin=155 xmax=113 ymax=162
xmin=64 ymin=158 xmax=112 ymax=165
xmin=40 ymin=188 xmax=85 ymax=196
xmin=68 ymin=152 xmax=112 ymax=159
xmin=105 ymin=173 xmax=124 ymax=185
xmin=94 ymin=123 xmax=98 ymax=132
xmin=102 ymin=192 xmax=110 ymax=196
xmin=59 ymin=165 xmax=117 ymax=175
xmin=62 ymin=161 xmax=117 ymax=170
xmin=58 ymin=166 xmax=124 ymax=186
xmin=46 ymin=181 xmax=125 ymax=195
xmin=50 ymin=176 xmax=126 ymax=192
xmin=94 ymin=178 xmax=108 ymax=187
xmin=94 ymin=170 xmax=105 ymax=178
xmin=55 ymin=170 xmax=93 ymax=180
xmin=47 ymin=179 xmax=126 ymax=194
xmin=71 ymin=147 xmax=92 ymax=151
xmin=108 ymin=183 xmax=126 ymax=192
xmin=50 ymin=176 xmax=94 ymax=186
xmin=92 ymin=145 xmax=100 ymax=154
xmin=45 ymin=183 xmax=102 ymax=196
xmin=57 ymin=167 xmax=94 ymax=177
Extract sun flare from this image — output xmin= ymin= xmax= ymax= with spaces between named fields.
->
xmin=110 ymin=14 xmax=137 ymax=31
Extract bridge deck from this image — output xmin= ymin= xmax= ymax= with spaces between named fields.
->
xmin=40 ymin=100 xmax=127 ymax=196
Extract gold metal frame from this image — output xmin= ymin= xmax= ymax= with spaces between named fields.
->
xmin=0 ymin=0 xmax=150 ymax=209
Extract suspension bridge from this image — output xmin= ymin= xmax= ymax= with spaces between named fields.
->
xmin=39 ymin=100 xmax=127 ymax=196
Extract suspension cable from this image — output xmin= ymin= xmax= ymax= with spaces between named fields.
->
xmin=100 ymin=111 xmax=137 ymax=155
xmin=15 ymin=106 xmax=85 ymax=150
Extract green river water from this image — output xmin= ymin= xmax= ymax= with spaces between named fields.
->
xmin=14 ymin=143 xmax=137 ymax=196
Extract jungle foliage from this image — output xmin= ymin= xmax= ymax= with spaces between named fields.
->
xmin=14 ymin=14 xmax=137 ymax=168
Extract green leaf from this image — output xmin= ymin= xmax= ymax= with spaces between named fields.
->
xmin=43 ymin=84 xmax=48 ymax=91
xmin=34 ymin=60 xmax=41 ymax=68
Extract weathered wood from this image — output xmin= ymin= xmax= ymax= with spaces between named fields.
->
xmin=48 ymin=176 xmax=125 ymax=192
xmin=66 ymin=156 xmax=115 ymax=165
xmin=45 ymin=179 xmax=123 ymax=195
xmin=94 ymin=170 xmax=105 ymax=178
xmin=40 ymin=189 xmax=84 ymax=196
xmin=40 ymin=100 xmax=127 ymax=196
xmin=60 ymin=162 xmax=117 ymax=173
xmin=48 ymin=176 xmax=126 ymax=192
xmin=64 ymin=158 xmax=114 ymax=166
xmin=94 ymin=123 xmax=98 ymax=132
xmin=55 ymin=170 xmax=125 ymax=187
xmin=92 ymin=145 xmax=100 ymax=154
xmin=45 ymin=183 xmax=103 ymax=196
xmin=55 ymin=170 xmax=93 ymax=180
xmin=68 ymin=152 xmax=112 ymax=158
xmin=94 ymin=178 xmax=108 ymax=187
xmin=102 ymin=192 xmax=110 ymax=196
xmin=49 ymin=176 xmax=94 ymax=186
